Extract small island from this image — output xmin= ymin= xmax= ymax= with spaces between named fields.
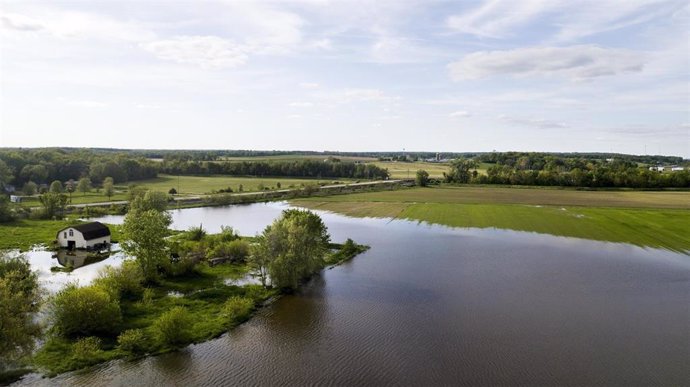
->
xmin=0 ymin=190 xmax=368 ymax=381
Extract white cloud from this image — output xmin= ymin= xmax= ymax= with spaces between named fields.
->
xmin=299 ymin=82 xmax=320 ymax=89
xmin=499 ymin=115 xmax=568 ymax=129
xmin=140 ymin=36 xmax=248 ymax=69
xmin=63 ymin=99 xmax=108 ymax=108
xmin=449 ymin=111 xmax=470 ymax=118
xmin=446 ymin=0 xmax=554 ymax=39
xmin=445 ymin=0 xmax=683 ymax=42
xmin=342 ymin=88 xmax=391 ymax=102
xmin=1 ymin=13 xmax=44 ymax=31
xmin=448 ymin=45 xmax=645 ymax=81
xmin=288 ymin=102 xmax=314 ymax=107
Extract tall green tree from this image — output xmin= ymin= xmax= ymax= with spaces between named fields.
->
xmin=49 ymin=180 xmax=63 ymax=193
xmin=121 ymin=192 xmax=172 ymax=282
xmin=415 ymin=170 xmax=429 ymax=187
xmin=445 ymin=158 xmax=478 ymax=183
xmin=252 ymin=209 xmax=330 ymax=291
xmin=22 ymin=181 xmax=37 ymax=196
xmin=77 ymin=177 xmax=91 ymax=196
xmin=103 ymin=177 xmax=115 ymax=200
xmin=0 ymin=252 xmax=42 ymax=371
xmin=39 ymin=192 xmax=68 ymax=219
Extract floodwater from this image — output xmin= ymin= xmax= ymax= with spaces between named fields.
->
xmin=18 ymin=202 xmax=690 ymax=386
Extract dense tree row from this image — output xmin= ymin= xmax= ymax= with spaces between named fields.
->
xmin=476 ymin=152 xmax=683 ymax=168
xmin=443 ymin=156 xmax=690 ymax=188
xmin=0 ymin=149 xmax=158 ymax=188
xmin=159 ymin=159 xmax=390 ymax=180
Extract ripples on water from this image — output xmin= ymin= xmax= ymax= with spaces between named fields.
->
xmin=18 ymin=202 xmax=690 ymax=386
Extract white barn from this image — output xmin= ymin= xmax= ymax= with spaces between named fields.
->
xmin=56 ymin=222 xmax=111 ymax=250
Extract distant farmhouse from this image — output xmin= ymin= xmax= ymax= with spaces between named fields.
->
xmin=56 ymin=222 xmax=111 ymax=250
xmin=671 ymin=166 xmax=685 ymax=171
xmin=648 ymin=166 xmax=665 ymax=172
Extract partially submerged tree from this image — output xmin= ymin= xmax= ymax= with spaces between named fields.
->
xmin=121 ymin=191 xmax=172 ymax=282
xmin=250 ymin=209 xmax=330 ymax=291
xmin=0 ymin=252 xmax=42 ymax=371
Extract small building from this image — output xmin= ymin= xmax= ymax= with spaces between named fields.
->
xmin=56 ymin=222 xmax=111 ymax=250
xmin=9 ymin=195 xmax=21 ymax=203
xmin=649 ymin=166 xmax=665 ymax=172
xmin=671 ymin=166 xmax=685 ymax=172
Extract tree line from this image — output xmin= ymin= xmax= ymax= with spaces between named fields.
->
xmin=0 ymin=149 xmax=158 ymax=188
xmin=442 ymin=156 xmax=690 ymax=188
xmin=159 ymin=159 xmax=389 ymax=180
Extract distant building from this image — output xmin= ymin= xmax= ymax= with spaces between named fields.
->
xmin=671 ymin=166 xmax=685 ymax=172
xmin=56 ymin=222 xmax=111 ymax=250
xmin=9 ymin=195 xmax=21 ymax=203
xmin=649 ymin=166 xmax=665 ymax=172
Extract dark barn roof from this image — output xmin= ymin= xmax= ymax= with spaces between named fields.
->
xmin=59 ymin=222 xmax=111 ymax=240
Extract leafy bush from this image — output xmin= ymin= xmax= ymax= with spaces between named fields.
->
xmin=72 ymin=337 xmax=102 ymax=363
xmin=94 ymin=260 xmax=144 ymax=300
xmin=140 ymin=288 xmax=154 ymax=306
xmin=117 ymin=329 xmax=148 ymax=356
xmin=152 ymin=306 xmax=193 ymax=347
xmin=185 ymin=225 xmax=207 ymax=241
xmin=207 ymin=240 xmax=250 ymax=263
xmin=50 ymin=283 xmax=122 ymax=337
xmin=221 ymin=296 xmax=254 ymax=324
xmin=164 ymin=256 xmax=198 ymax=277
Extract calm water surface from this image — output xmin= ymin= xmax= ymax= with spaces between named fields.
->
xmin=18 ymin=202 xmax=690 ymax=386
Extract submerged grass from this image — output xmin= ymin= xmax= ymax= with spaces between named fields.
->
xmin=292 ymin=186 xmax=690 ymax=252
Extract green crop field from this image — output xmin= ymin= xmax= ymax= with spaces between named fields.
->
xmin=292 ymin=186 xmax=690 ymax=252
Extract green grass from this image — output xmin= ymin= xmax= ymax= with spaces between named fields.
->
xmin=373 ymin=161 xmax=450 ymax=179
xmin=19 ymin=191 xmax=129 ymax=207
xmin=292 ymin=186 xmax=690 ymax=252
xmin=133 ymin=175 xmax=354 ymax=196
xmin=0 ymin=219 xmax=123 ymax=251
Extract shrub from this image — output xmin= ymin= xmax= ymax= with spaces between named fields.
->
xmin=140 ymin=288 xmax=154 ymax=306
xmin=207 ymin=240 xmax=250 ymax=263
xmin=72 ymin=337 xmax=102 ymax=363
xmin=152 ymin=306 xmax=193 ymax=347
xmin=221 ymin=296 xmax=254 ymax=324
xmin=117 ymin=329 xmax=148 ymax=356
xmin=50 ymin=283 xmax=122 ymax=337
xmin=185 ymin=225 xmax=207 ymax=241
xmin=94 ymin=260 xmax=144 ymax=300
xmin=164 ymin=256 xmax=198 ymax=277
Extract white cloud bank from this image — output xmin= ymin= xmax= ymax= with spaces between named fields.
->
xmin=140 ymin=36 xmax=248 ymax=70
xmin=448 ymin=45 xmax=645 ymax=81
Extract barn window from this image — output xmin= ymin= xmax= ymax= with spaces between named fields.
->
xmin=69 ymin=230 xmax=73 ymax=237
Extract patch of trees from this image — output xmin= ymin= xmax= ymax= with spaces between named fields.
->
xmin=476 ymin=151 xmax=683 ymax=168
xmin=0 ymin=252 xmax=42 ymax=373
xmin=159 ymin=159 xmax=390 ymax=180
xmin=444 ymin=156 xmax=690 ymax=188
xmin=0 ymin=149 xmax=158 ymax=189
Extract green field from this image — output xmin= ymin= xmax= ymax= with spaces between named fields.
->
xmin=0 ymin=219 xmax=122 ymax=251
xmin=134 ymin=175 xmax=352 ymax=196
xmin=292 ymin=186 xmax=690 ymax=252
xmin=372 ymin=161 xmax=491 ymax=179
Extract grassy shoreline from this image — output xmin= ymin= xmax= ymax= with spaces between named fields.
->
xmin=292 ymin=186 xmax=690 ymax=252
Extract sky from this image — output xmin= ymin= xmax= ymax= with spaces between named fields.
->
xmin=0 ymin=0 xmax=688 ymax=157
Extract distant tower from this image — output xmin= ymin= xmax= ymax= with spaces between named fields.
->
xmin=436 ymin=153 xmax=441 ymax=161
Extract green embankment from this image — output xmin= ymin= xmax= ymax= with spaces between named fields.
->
xmin=292 ymin=186 xmax=690 ymax=252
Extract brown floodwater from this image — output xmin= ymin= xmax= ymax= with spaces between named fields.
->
xmin=16 ymin=203 xmax=690 ymax=386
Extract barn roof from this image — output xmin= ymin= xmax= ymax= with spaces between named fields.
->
xmin=58 ymin=222 xmax=111 ymax=240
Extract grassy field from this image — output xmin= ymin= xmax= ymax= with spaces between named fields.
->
xmin=0 ymin=219 xmax=123 ymax=251
xmin=373 ymin=161 xmax=450 ymax=179
xmin=292 ymin=186 xmax=690 ymax=252
xmin=217 ymin=155 xmax=377 ymax=162
xmin=132 ymin=175 xmax=352 ymax=196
